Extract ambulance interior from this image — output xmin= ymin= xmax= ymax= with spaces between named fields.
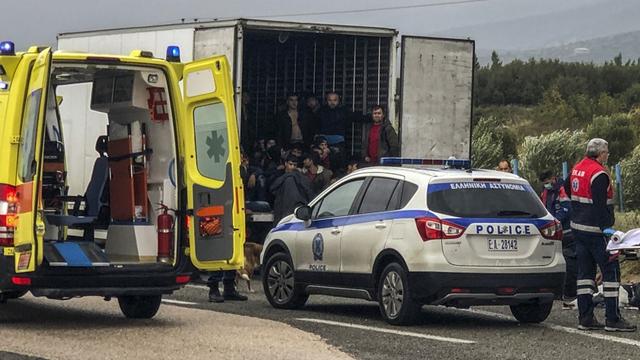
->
xmin=41 ymin=63 xmax=178 ymax=268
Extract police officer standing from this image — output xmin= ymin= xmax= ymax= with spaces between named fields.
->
xmin=570 ymin=138 xmax=636 ymax=332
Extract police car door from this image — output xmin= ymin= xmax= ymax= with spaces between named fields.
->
xmin=341 ymin=175 xmax=404 ymax=274
xmin=294 ymin=178 xmax=366 ymax=280
xmin=13 ymin=48 xmax=51 ymax=273
xmin=181 ymin=55 xmax=244 ymax=271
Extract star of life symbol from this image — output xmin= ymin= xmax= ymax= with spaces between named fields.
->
xmin=206 ymin=130 xmax=225 ymax=162
xmin=572 ymin=178 xmax=579 ymax=192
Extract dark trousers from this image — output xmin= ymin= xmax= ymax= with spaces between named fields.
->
xmin=564 ymin=254 xmax=578 ymax=300
xmin=563 ymin=233 xmax=577 ymax=299
xmin=575 ymin=231 xmax=621 ymax=322
xmin=207 ymin=270 xmax=236 ymax=290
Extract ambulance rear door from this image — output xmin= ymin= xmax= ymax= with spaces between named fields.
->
xmin=13 ymin=48 xmax=51 ymax=273
xmin=181 ymin=55 xmax=245 ymax=271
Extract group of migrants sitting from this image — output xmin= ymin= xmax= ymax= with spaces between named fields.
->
xmin=239 ymin=91 xmax=400 ymax=224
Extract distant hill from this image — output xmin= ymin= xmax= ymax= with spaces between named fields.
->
xmin=434 ymin=0 xmax=640 ymax=64
xmin=479 ymin=30 xmax=640 ymax=65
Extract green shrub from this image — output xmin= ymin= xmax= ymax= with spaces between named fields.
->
xmin=586 ymin=114 xmax=636 ymax=165
xmin=471 ymin=116 xmax=517 ymax=169
xmin=518 ymin=129 xmax=586 ymax=187
xmin=620 ymin=145 xmax=640 ymax=209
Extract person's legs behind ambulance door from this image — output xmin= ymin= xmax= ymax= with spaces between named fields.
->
xmin=207 ymin=270 xmax=248 ymax=303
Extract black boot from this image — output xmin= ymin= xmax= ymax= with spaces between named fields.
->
xmin=208 ymin=287 xmax=224 ymax=303
xmin=223 ymin=284 xmax=248 ymax=301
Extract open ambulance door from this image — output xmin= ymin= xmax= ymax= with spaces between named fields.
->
xmin=398 ymin=36 xmax=474 ymax=159
xmin=13 ymin=48 xmax=52 ymax=273
xmin=181 ymin=55 xmax=245 ymax=271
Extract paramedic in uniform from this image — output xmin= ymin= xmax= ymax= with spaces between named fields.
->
xmin=570 ymin=138 xmax=636 ymax=332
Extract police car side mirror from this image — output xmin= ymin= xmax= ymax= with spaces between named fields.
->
xmin=295 ymin=205 xmax=312 ymax=221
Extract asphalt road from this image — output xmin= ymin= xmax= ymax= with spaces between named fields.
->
xmin=167 ymin=280 xmax=640 ymax=360
xmin=0 ymin=293 xmax=352 ymax=360
xmin=2 ymin=280 xmax=640 ymax=360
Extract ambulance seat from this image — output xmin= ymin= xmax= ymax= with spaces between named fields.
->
xmin=46 ymin=136 xmax=110 ymax=241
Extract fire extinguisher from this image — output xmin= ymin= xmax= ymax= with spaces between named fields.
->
xmin=157 ymin=203 xmax=174 ymax=263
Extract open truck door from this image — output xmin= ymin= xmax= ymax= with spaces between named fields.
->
xmin=181 ymin=55 xmax=245 ymax=271
xmin=13 ymin=48 xmax=52 ymax=273
xmin=399 ymin=36 xmax=474 ymax=159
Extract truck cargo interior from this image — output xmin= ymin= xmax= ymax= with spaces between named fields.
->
xmin=239 ymin=29 xmax=392 ymax=154
xmin=40 ymin=62 xmax=178 ymax=269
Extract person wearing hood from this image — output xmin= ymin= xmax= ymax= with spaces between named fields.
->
xmin=270 ymin=154 xmax=314 ymax=224
xmin=361 ymin=105 xmax=399 ymax=165
xmin=539 ymin=170 xmax=576 ymax=309
xmin=301 ymin=152 xmax=333 ymax=197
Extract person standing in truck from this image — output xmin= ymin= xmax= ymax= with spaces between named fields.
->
xmin=303 ymin=93 xmax=321 ymax=140
xmin=318 ymin=92 xmax=353 ymax=170
xmin=361 ymin=105 xmax=399 ymax=165
xmin=270 ymin=154 xmax=314 ymax=224
xmin=276 ymin=93 xmax=314 ymax=148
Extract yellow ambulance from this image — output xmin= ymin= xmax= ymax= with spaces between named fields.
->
xmin=0 ymin=41 xmax=244 ymax=318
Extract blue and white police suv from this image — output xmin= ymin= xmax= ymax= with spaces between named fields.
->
xmin=261 ymin=158 xmax=565 ymax=325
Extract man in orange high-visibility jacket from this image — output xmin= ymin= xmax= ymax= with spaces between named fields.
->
xmin=570 ymin=138 xmax=636 ymax=332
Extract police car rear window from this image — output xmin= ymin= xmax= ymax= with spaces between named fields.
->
xmin=427 ymin=182 xmax=547 ymax=218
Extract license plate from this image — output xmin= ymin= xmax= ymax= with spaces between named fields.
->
xmin=488 ymin=239 xmax=518 ymax=251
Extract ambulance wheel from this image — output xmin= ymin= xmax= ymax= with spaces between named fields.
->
xmin=510 ymin=301 xmax=553 ymax=323
xmin=118 ymin=295 xmax=162 ymax=319
xmin=378 ymin=263 xmax=421 ymax=326
xmin=263 ymin=252 xmax=308 ymax=309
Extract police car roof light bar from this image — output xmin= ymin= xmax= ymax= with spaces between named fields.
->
xmin=380 ymin=157 xmax=471 ymax=169
xmin=0 ymin=41 xmax=15 ymax=56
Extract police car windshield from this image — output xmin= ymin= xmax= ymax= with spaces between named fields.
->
xmin=427 ymin=182 xmax=547 ymax=218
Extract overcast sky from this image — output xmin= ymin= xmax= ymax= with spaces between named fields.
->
xmin=2 ymin=0 xmax=634 ymax=52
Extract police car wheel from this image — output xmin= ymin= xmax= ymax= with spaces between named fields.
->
xmin=118 ymin=295 xmax=162 ymax=319
xmin=509 ymin=301 xmax=553 ymax=323
xmin=263 ymin=252 xmax=308 ymax=309
xmin=378 ymin=263 xmax=421 ymax=325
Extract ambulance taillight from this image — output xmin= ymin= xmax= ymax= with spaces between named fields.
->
xmin=0 ymin=184 xmax=17 ymax=246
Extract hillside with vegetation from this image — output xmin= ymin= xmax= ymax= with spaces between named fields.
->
xmin=473 ymin=52 xmax=640 ymax=205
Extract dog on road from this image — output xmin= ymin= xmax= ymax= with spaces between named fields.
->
xmin=237 ymin=242 xmax=263 ymax=292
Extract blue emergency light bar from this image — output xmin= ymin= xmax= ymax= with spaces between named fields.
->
xmin=166 ymin=46 xmax=180 ymax=62
xmin=0 ymin=41 xmax=15 ymax=56
xmin=380 ymin=157 xmax=472 ymax=169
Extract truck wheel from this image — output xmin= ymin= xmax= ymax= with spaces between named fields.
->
xmin=510 ymin=302 xmax=553 ymax=323
xmin=262 ymin=252 xmax=308 ymax=309
xmin=378 ymin=263 xmax=421 ymax=325
xmin=118 ymin=295 xmax=162 ymax=319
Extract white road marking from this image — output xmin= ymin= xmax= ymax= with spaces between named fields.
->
xmin=296 ymin=318 xmax=476 ymax=344
xmin=466 ymin=309 xmax=640 ymax=348
xmin=162 ymin=299 xmax=199 ymax=306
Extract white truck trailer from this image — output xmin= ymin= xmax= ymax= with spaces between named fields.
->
xmin=57 ymin=18 xmax=474 ymax=172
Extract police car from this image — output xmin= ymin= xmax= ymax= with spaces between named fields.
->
xmin=260 ymin=158 xmax=565 ymax=325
